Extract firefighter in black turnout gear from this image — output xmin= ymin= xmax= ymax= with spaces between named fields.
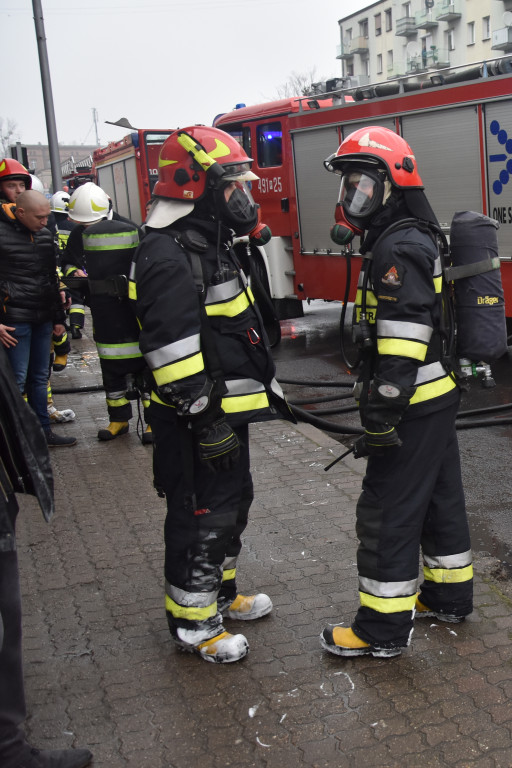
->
xmin=320 ymin=126 xmax=473 ymax=658
xmin=131 ymin=126 xmax=294 ymax=663
xmin=66 ymin=182 xmax=150 ymax=441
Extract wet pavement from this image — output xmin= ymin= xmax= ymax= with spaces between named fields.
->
xmin=15 ymin=314 xmax=512 ymax=768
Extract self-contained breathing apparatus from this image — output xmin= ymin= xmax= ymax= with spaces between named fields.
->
xmin=349 ymin=210 xmax=507 ymax=392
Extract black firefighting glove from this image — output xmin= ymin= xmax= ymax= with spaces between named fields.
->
xmin=353 ymin=422 xmax=402 ymax=458
xmin=365 ymin=377 xmax=416 ymax=426
xmin=156 ymin=377 xmax=240 ymax=472
xmin=193 ymin=416 xmax=240 ymax=473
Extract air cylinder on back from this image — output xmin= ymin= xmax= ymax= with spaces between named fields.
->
xmin=449 ymin=210 xmax=507 ymax=362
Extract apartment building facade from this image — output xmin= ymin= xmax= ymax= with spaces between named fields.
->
xmin=338 ymin=0 xmax=512 ymax=87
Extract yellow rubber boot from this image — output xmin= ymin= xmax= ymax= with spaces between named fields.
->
xmin=141 ymin=424 xmax=153 ymax=445
xmin=415 ymin=595 xmax=465 ymax=624
xmin=97 ymin=421 xmax=129 ymax=441
xmin=52 ymin=354 xmax=68 ymax=372
xmin=320 ymin=625 xmax=402 ymax=658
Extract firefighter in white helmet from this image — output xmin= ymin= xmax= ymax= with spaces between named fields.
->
xmin=65 ymin=182 xmax=151 ymax=442
xmin=130 ymin=125 xmax=294 ymax=663
xmin=320 ymin=126 xmax=473 ymax=659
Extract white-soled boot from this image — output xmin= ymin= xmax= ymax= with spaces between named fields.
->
xmin=223 ymin=593 xmax=273 ymax=621
xmin=174 ymin=626 xmax=249 ymax=663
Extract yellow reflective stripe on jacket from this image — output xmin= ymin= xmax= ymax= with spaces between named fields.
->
xmin=377 ymin=319 xmax=433 ymax=345
xmin=377 ymin=337 xmax=428 ymax=361
xmin=128 ymin=262 xmax=137 ymax=300
xmin=165 ymin=595 xmax=218 ymax=621
xmin=221 ymin=377 xmax=270 ymax=414
xmin=152 ymin=351 xmax=205 ymax=386
xmin=205 ymin=288 xmax=253 ymax=318
xmin=433 ymin=256 xmax=443 ymax=293
xmin=354 ymin=287 xmax=378 ymax=324
xmin=96 ymin=342 xmax=142 ymax=359
xmin=222 ymin=569 xmax=236 ymax=582
xmin=410 ymin=374 xmax=456 ymax=404
xmin=83 ymin=231 xmax=139 ymax=249
xmin=359 ymin=591 xmax=417 ymax=614
xmin=410 ymin=362 xmax=456 ymax=405
xmin=222 ymin=391 xmax=270 ymax=414
xmin=145 ymin=334 xmax=201 ymax=369
xmin=423 ymin=564 xmax=474 ymax=584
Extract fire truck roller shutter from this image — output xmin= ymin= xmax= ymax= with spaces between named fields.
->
xmin=401 ymin=107 xmax=482 ymax=227
xmin=292 ymin=121 xmax=395 ymax=255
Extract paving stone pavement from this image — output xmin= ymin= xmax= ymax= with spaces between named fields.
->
xmin=14 ymin=326 xmax=512 ymax=768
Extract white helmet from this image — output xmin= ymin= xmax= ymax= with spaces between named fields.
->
xmin=68 ymin=181 xmax=111 ymax=224
xmin=29 ymin=174 xmax=45 ymax=194
xmin=51 ymin=190 xmax=71 ymax=213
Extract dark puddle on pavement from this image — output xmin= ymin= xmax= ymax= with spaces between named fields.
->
xmin=469 ymin=513 xmax=512 ymax=579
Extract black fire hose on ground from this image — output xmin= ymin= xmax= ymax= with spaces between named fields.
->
xmin=51 ymin=381 xmax=512 ymax=432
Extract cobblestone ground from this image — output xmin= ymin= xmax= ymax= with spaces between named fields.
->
xmin=14 ymin=328 xmax=512 ymax=768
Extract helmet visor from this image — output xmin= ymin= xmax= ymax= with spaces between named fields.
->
xmin=339 ymin=171 xmax=384 ymax=219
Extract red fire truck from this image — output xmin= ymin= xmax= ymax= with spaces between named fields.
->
xmin=92 ymin=129 xmax=174 ymax=225
xmin=214 ymin=58 xmax=512 ymax=322
xmin=62 ymin=129 xmax=174 ymax=225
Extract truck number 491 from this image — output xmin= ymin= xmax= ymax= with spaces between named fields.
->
xmin=258 ymin=177 xmax=282 ymax=194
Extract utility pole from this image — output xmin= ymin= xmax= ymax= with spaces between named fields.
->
xmin=32 ymin=0 xmax=63 ymax=192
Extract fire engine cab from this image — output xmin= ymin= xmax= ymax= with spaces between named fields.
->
xmin=214 ymin=58 xmax=512 ymax=322
xmin=92 ymin=129 xmax=174 ymax=225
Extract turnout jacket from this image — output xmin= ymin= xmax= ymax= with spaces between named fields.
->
xmin=0 ymin=204 xmax=64 ymax=325
xmin=131 ymin=219 xmax=292 ymax=427
xmin=0 ymin=345 xmax=54 ymax=552
xmin=356 ymin=219 xmax=459 ymax=421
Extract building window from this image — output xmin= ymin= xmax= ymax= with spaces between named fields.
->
xmin=377 ymin=53 xmax=383 ymax=73
xmin=364 ymin=58 xmax=370 ymax=77
xmin=482 ymin=16 xmax=491 ymax=41
xmin=467 ymin=21 xmax=475 ymax=46
xmin=403 ymin=2 xmax=411 ymax=18
xmin=375 ymin=13 xmax=382 ymax=36
xmin=385 ymin=9 xmax=392 ymax=32
xmin=447 ymin=28 xmax=455 ymax=51
xmin=345 ymin=27 xmax=352 ymax=41
xmin=359 ymin=19 xmax=369 ymax=38
xmin=347 ymin=62 xmax=354 ymax=77
xmin=387 ymin=49 xmax=394 ymax=71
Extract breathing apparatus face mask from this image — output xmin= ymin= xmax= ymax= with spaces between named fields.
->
xmin=214 ymin=178 xmax=259 ymax=236
xmin=330 ymin=168 xmax=391 ymax=246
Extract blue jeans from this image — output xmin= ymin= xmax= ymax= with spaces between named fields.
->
xmin=5 ymin=321 xmax=52 ymax=432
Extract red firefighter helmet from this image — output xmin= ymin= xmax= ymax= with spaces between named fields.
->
xmin=153 ymin=125 xmax=257 ymax=202
xmin=147 ymin=126 xmax=259 ymax=232
xmin=325 ymin=125 xmax=423 ymax=188
xmin=0 ymin=158 xmax=32 ymax=188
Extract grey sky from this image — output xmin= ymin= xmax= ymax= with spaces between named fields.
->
xmin=1 ymin=0 xmax=367 ymax=149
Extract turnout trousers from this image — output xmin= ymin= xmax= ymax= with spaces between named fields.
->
xmin=352 ymin=399 xmax=473 ymax=650
xmin=150 ymin=407 xmax=253 ymax=641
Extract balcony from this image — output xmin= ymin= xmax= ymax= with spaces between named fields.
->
xmin=436 ymin=0 xmax=462 ymax=22
xmin=406 ymin=47 xmax=450 ymax=73
xmin=492 ymin=27 xmax=512 ymax=51
xmin=349 ymin=36 xmax=369 ymax=54
xmin=337 ymin=43 xmax=353 ymax=59
xmin=395 ymin=16 xmax=418 ymax=36
xmin=414 ymin=9 xmax=439 ymax=29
